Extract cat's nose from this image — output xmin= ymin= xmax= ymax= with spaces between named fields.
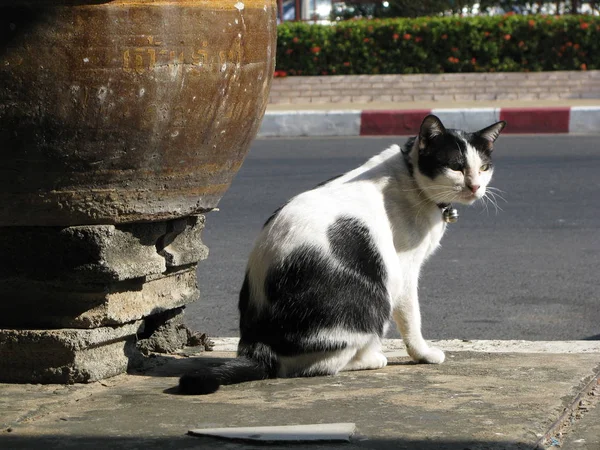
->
xmin=469 ymin=184 xmax=480 ymax=193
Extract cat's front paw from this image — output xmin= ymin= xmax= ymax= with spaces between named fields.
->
xmin=418 ymin=347 xmax=445 ymax=364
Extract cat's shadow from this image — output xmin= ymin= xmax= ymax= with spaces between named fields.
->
xmin=149 ymin=355 xmax=416 ymax=396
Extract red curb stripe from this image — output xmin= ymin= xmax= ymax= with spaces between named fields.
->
xmin=360 ymin=109 xmax=432 ymax=136
xmin=499 ymin=107 xmax=570 ymax=134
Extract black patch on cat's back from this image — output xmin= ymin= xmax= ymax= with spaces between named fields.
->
xmin=327 ymin=217 xmax=387 ymax=284
xmin=238 ymin=272 xmax=250 ymax=316
xmin=254 ymin=217 xmax=390 ymax=357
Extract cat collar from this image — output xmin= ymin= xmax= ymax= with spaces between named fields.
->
xmin=439 ymin=203 xmax=459 ymax=223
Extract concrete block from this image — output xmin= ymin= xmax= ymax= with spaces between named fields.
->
xmin=392 ymin=94 xmax=414 ymax=102
xmin=157 ymin=215 xmax=209 ymax=268
xmin=268 ymin=95 xmax=292 ymax=104
xmin=136 ymin=307 xmax=196 ymax=355
xmin=0 ymin=267 xmax=199 ymax=329
xmin=570 ymin=107 xmax=600 ymax=134
xmin=0 ymin=223 xmax=168 ymax=283
xmin=371 ymin=95 xmax=394 ymax=102
xmin=330 ymin=96 xmax=353 ymax=103
xmin=453 ymin=94 xmax=477 ymax=101
xmin=289 ymin=97 xmax=313 ymax=105
xmin=475 ymin=93 xmax=499 ymax=101
xmin=412 ymin=94 xmax=434 ymax=101
xmin=310 ymin=96 xmax=333 ymax=104
xmin=0 ymin=215 xmax=208 ymax=285
xmin=258 ymin=111 xmax=361 ymax=138
xmin=493 ymin=93 xmax=519 ymax=100
xmin=0 ymin=321 xmax=144 ymax=384
xmin=433 ymin=94 xmax=455 ymax=102
xmin=350 ymin=95 xmax=373 ymax=103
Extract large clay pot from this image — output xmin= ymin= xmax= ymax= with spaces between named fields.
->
xmin=0 ymin=0 xmax=276 ymax=226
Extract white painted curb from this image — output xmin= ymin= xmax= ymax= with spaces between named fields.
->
xmin=257 ymin=107 xmax=600 ymax=137
xmin=258 ymin=110 xmax=361 ymax=138
xmin=210 ymin=338 xmax=600 ymax=354
xmin=431 ymin=108 xmax=501 ymax=131
xmin=570 ymin=106 xmax=600 ymax=134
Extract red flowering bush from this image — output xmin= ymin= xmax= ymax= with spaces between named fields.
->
xmin=276 ymin=14 xmax=599 ymax=75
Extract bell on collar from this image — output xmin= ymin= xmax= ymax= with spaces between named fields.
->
xmin=442 ymin=205 xmax=459 ymax=223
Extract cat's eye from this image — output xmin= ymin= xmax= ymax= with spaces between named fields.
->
xmin=480 ymin=164 xmax=491 ymax=171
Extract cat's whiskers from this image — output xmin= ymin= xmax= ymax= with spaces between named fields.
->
xmin=412 ymin=189 xmax=452 ymax=209
xmin=479 ymin=195 xmax=490 ymax=216
xmin=486 ymin=188 xmax=507 ymax=204
xmin=486 ymin=186 xmax=507 ymax=195
xmin=482 ymin=190 xmax=503 ymax=214
xmin=407 ymin=185 xmax=457 ymax=221
xmin=487 ymin=194 xmax=500 ymax=215
xmin=475 ymin=186 xmax=506 ymax=216
xmin=400 ymin=185 xmax=453 ymax=193
xmin=414 ymin=189 xmax=456 ymax=222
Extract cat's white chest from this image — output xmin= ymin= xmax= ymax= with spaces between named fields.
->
xmin=423 ymin=218 xmax=446 ymax=257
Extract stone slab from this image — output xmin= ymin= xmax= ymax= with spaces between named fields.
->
xmin=0 ymin=223 xmax=167 ymax=283
xmin=137 ymin=308 xmax=191 ymax=355
xmin=0 ymin=341 xmax=599 ymax=449
xmin=0 ymin=215 xmax=208 ymax=284
xmin=0 ymin=321 xmax=144 ymax=384
xmin=157 ymin=215 xmax=209 ymax=268
xmin=0 ymin=267 xmax=199 ymax=328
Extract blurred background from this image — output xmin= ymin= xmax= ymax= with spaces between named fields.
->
xmin=277 ymin=0 xmax=599 ymax=23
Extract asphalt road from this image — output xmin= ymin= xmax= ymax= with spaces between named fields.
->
xmin=187 ymin=135 xmax=600 ymax=341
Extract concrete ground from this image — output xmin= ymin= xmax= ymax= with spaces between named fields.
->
xmin=2 ymin=339 xmax=599 ymax=450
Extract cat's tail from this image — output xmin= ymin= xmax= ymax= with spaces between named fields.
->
xmin=178 ymin=343 xmax=277 ymax=395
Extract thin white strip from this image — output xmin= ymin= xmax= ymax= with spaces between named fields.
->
xmin=258 ymin=110 xmax=362 ymax=137
xmin=431 ymin=108 xmax=501 ymax=131
xmin=569 ymin=106 xmax=600 ymax=134
xmin=189 ymin=423 xmax=356 ymax=442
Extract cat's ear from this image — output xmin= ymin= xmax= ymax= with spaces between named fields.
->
xmin=418 ymin=115 xmax=446 ymax=149
xmin=477 ymin=121 xmax=506 ymax=143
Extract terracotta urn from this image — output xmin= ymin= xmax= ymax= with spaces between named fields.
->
xmin=0 ymin=0 xmax=276 ymax=226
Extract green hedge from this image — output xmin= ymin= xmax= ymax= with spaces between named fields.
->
xmin=275 ymin=14 xmax=600 ymax=76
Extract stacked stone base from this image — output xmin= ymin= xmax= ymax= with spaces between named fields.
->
xmin=0 ymin=215 xmax=208 ymax=384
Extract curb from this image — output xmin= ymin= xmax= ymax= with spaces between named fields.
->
xmin=258 ymin=106 xmax=600 ymax=137
xmin=209 ymin=337 xmax=600 ymax=354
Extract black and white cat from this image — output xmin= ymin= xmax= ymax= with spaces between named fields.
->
xmin=180 ymin=115 xmax=506 ymax=395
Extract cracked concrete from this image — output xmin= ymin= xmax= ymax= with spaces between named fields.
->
xmin=1 ymin=340 xmax=598 ymax=449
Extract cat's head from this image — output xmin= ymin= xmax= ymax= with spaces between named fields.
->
xmin=409 ymin=115 xmax=506 ymax=206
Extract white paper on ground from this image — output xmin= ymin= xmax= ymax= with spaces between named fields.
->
xmin=188 ymin=423 xmax=356 ymax=442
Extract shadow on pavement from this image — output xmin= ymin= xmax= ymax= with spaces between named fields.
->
xmin=583 ymin=334 xmax=600 ymax=340
xmin=134 ymin=354 xmax=419 ymax=396
xmin=1 ymin=435 xmax=531 ymax=450
xmin=134 ymin=354 xmax=417 ymax=380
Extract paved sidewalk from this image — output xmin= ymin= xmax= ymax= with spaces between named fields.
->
xmin=261 ymin=99 xmax=600 ymax=137
xmin=2 ymin=339 xmax=599 ymax=449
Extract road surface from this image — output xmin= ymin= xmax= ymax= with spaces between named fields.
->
xmin=187 ymin=135 xmax=600 ymax=341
